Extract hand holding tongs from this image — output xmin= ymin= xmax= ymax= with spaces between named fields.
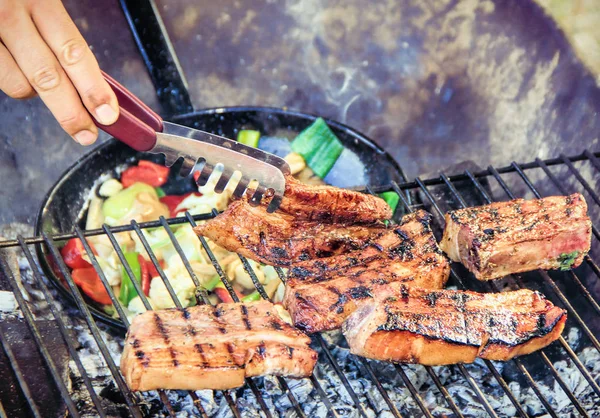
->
xmin=92 ymin=72 xmax=289 ymax=212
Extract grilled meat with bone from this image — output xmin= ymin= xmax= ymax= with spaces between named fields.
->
xmin=343 ymin=286 xmax=566 ymax=365
xmin=440 ymin=193 xmax=591 ymax=281
xmin=121 ymin=301 xmax=317 ymax=391
xmin=194 ymin=199 xmax=387 ymax=266
xmin=283 ymin=211 xmax=450 ymax=333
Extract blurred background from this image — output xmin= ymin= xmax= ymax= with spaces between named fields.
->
xmin=0 ymin=0 xmax=598 ymax=225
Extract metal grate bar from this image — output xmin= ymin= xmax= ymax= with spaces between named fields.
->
xmin=180 ymin=216 xmax=337 ymax=417
xmin=392 ymin=182 xmax=468 ymax=417
xmin=367 ymin=152 xmax=600 ymax=194
xmin=394 ymin=365 xmax=434 ymax=418
xmin=0 ymin=213 xmax=215 ymax=249
xmin=42 ymin=233 xmax=144 ymax=418
xmin=0 ymin=323 xmax=43 ymax=418
xmin=271 ymin=267 xmax=402 ymax=418
xmin=105 ymin=224 xmax=215 ymax=417
xmin=313 ymin=333 xmax=371 ymax=418
xmin=415 ymin=178 xmax=519 ymax=418
xmin=231 ymin=259 xmax=341 ymax=418
xmin=156 ymin=217 xmax=275 ymax=418
xmin=508 ymin=163 xmax=600 ymax=352
xmin=442 ymin=173 xmax=595 ymax=415
xmin=74 ymin=227 xmax=181 ymax=418
xmin=536 ymin=157 xmax=600 ymax=243
xmin=231 ymin=258 xmax=343 ymax=418
xmin=0 ymin=257 xmax=80 ymax=418
xmin=366 ymin=184 xmax=465 ymax=418
xmin=79 ymin=242 xmax=178 ymax=415
xmin=560 ymin=154 xmax=600 ymax=207
xmin=153 ymin=219 xmax=262 ymax=418
xmin=483 ymin=167 xmax=600 ymax=400
xmin=183 ymin=214 xmax=310 ymax=418
xmin=17 ymin=238 xmax=107 ymax=417
xmin=584 ymin=150 xmax=600 ymax=172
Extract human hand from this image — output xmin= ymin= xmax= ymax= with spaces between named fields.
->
xmin=0 ymin=0 xmax=119 ymax=145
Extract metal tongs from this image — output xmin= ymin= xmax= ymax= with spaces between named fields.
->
xmin=93 ymin=72 xmax=290 ymax=212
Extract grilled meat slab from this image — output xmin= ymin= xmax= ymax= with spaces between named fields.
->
xmin=343 ymin=287 xmax=566 ymax=365
xmin=440 ymin=194 xmax=591 ymax=281
xmin=121 ymin=301 xmax=317 ymax=391
xmin=195 ymin=199 xmax=386 ymax=266
xmin=283 ymin=211 xmax=450 ymax=333
xmin=275 ymin=175 xmax=392 ymax=223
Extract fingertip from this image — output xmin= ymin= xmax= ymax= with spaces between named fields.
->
xmin=94 ymin=102 xmax=119 ymax=125
xmin=73 ymin=129 xmax=97 ymax=146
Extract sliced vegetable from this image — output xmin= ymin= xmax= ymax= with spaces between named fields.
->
xmin=121 ymin=160 xmax=169 ymax=188
xmin=98 ymin=178 xmax=123 ymax=197
xmin=85 ymin=195 xmax=105 ymax=230
xmin=291 ymin=117 xmax=343 ymax=178
xmin=237 ymin=130 xmax=261 ymax=148
xmin=203 ymin=275 xmax=222 ymax=291
xmin=213 ymin=283 xmax=243 ymax=303
xmin=160 ymin=192 xmax=202 ymax=217
xmin=72 ymin=268 xmax=112 ymax=305
xmin=379 ymin=191 xmax=400 ymax=213
xmin=119 ymin=252 xmax=142 ymax=305
xmin=214 ymin=286 xmax=234 ymax=303
xmin=558 ymin=251 xmax=580 ymax=271
xmin=102 ymin=182 xmax=157 ymax=220
xmin=283 ymin=152 xmax=306 ymax=175
xmin=155 ymin=187 xmax=166 ymax=198
xmin=139 ymin=254 xmax=151 ymax=296
xmin=61 ymin=238 xmax=92 ymax=269
xmin=241 ymin=291 xmax=261 ymax=302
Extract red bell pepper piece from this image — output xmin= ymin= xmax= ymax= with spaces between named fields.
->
xmin=121 ymin=160 xmax=170 ymax=188
xmin=139 ymin=256 xmax=165 ymax=296
xmin=159 ymin=192 xmax=202 ymax=217
xmin=71 ymin=268 xmax=112 ymax=305
xmin=139 ymin=254 xmax=151 ymax=296
xmin=214 ymin=286 xmax=243 ymax=303
xmin=61 ymin=238 xmax=93 ymax=269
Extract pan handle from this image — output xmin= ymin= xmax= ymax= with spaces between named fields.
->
xmin=93 ymin=71 xmax=163 ymax=152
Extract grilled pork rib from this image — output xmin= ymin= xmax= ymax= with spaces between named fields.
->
xmin=283 ymin=211 xmax=450 ymax=333
xmin=440 ymin=194 xmax=591 ymax=281
xmin=194 ymin=199 xmax=386 ymax=266
xmin=121 ymin=302 xmax=317 ymax=391
xmin=343 ymin=287 xmax=566 ymax=365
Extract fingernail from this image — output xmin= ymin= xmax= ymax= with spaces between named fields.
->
xmin=94 ymin=103 xmax=118 ymax=125
xmin=73 ymin=130 xmax=97 ymax=146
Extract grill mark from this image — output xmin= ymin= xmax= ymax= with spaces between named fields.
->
xmin=154 ymin=313 xmax=179 ymax=367
xmin=154 ymin=314 xmax=170 ymax=343
xmin=194 ymin=344 xmax=209 ymax=367
xmin=287 ymin=346 xmax=294 ymax=359
xmin=425 ymin=292 xmax=440 ymax=307
xmin=241 ymin=304 xmax=252 ymax=330
xmin=132 ymin=339 xmax=140 ymax=349
xmin=270 ymin=320 xmax=283 ymax=331
xmin=135 ymin=350 xmax=150 ymax=367
xmin=212 ymin=306 xmax=229 ymax=334
xmin=258 ymin=342 xmax=267 ymax=358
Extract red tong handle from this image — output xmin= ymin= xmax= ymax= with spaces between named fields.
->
xmin=93 ymin=71 xmax=163 ymax=152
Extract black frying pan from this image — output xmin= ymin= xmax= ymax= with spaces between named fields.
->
xmin=35 ymin=106 xmax=406 ymax=329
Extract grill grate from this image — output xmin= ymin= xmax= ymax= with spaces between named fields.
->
xmin=0 ymin=150 xmax=599 ymax=417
